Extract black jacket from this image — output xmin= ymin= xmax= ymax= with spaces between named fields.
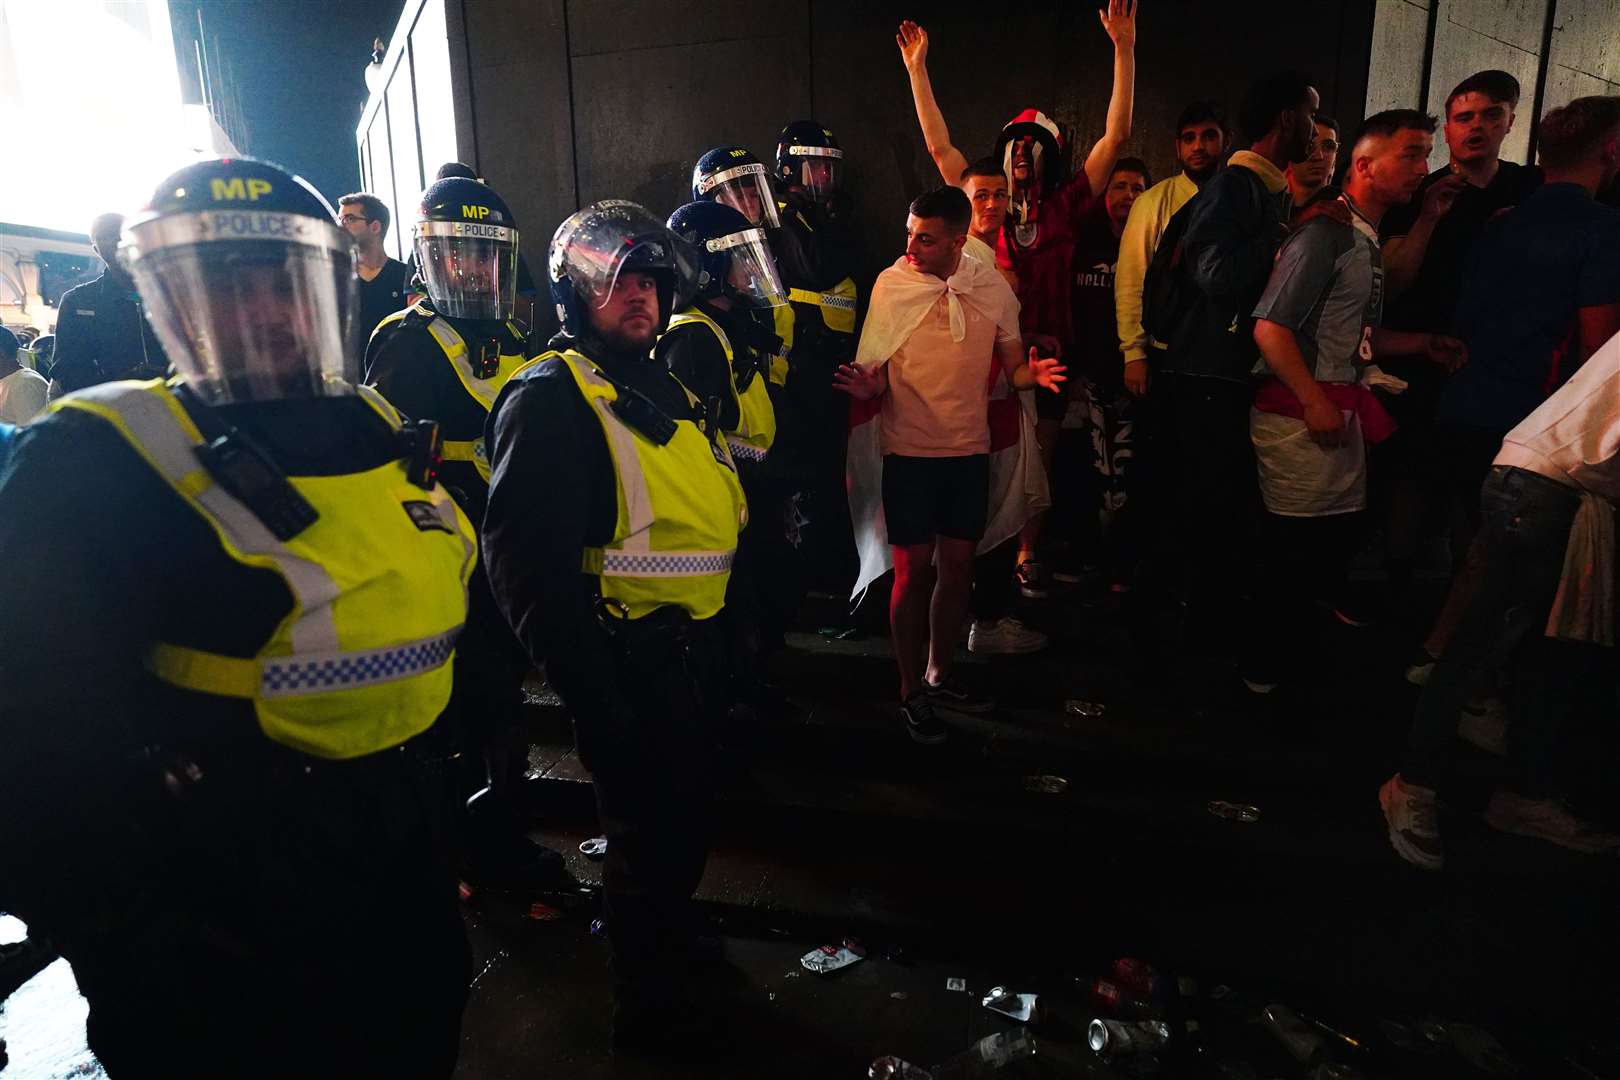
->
xmin=51 ymin=272 xmax=170 ymax=392
xmin=1164 ymin=159 xmax=1293 ymax=382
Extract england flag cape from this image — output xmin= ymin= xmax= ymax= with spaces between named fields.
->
xmin=846 ymin=252 xmax=1050 ymax=600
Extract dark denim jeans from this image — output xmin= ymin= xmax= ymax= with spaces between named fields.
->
xmin=1402 ymin=466 xmax=1583 ymax=794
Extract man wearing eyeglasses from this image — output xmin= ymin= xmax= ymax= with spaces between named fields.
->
xmin=338 ymin=192 xmax=413 ymax=344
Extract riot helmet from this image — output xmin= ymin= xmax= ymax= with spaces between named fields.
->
xmin=548 ymin=200 xmax=699 ymax=342
xmin=666 ymin=201 xmax=786 ymax=310
xmin=692 ymin=146 xmax=781 ymax=229
xmin=120 ymin=156 xmax=357 ymax=403
xmin=775 ymin=121 xmax=844 ymax=203
xmin=414 ymin=177 xmax=519 ymax=321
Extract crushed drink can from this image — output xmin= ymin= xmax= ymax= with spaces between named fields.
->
xmin=1207 ymin=800 xmax=1262 ymax=823
xmin=578 ymin=836 xmax=608 ymax=859
xmin=800 ymin=939 xmax=866 ymax=975
xmin=1089 ymin=1018 xmax=1170 ymax=1057
xmin=1065 ymin=699 xmax=1107 ymax=717
xmin=1083 ymin=976 xmax=1162 ymax=1019
xmin=980 ymin=986 xmax=1039 ymax=1024
xmin=1112 ymin=957 xmax=1159 ymax=996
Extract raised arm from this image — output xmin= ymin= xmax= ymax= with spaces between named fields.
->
xmin=1082 ymin=0 xmax=1138 ymax=195
xmin=897 ymin=21 xmax=970 ymax=187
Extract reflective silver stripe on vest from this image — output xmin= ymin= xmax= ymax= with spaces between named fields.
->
xmin=725 ymin=436 xmax=766 ymax=462
xmin=260 ymin=627 xmax=461 ymax=697
xmin=598 ymin=549 xmax=735 ymax=578
xmin=67 ymin=383 xmax=342 ymax=653
xmin=426 ymin=317 xmax=503 ymax=410
xmin=569 ymin=357 xmax=656 ymax=551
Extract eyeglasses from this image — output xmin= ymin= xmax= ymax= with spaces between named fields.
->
xmin=339 ymin=214 xmax=370 ymax=226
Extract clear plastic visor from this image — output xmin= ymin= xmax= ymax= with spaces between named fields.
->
xmin=708 ymin=228 xmax=787 ymax=309
xmin=415 ymin=221 xmax=519 ymax=321
xmin=788 ymin=145 xmax=843 ymax=203
xmin=122 ymin=214 xmax=356 ymax=403
xmin=699 ymin=165 xmax=780 ymax=229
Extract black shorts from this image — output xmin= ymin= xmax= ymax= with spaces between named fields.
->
xmin=882 ymin=453 xmax=989 ymax=546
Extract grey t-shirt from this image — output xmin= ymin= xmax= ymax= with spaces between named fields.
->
xmin=1252 ymin=200 xmax=1383 ymax=382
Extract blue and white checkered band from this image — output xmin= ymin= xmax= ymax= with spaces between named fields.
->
xmin=725 ymin=437 xmax=767 ymax=462
xmin=599 ymin=550 xmax=735 ymax=577
xmin=259 ymin=627 xmax=462 ymax=697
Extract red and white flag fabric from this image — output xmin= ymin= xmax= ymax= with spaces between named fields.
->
xmin=845 ymin=253 xmax=1050 ymax=600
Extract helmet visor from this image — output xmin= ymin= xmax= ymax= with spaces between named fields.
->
xmin=696 ymin=163 xmax=780 ymax=229
xmin=123 ymin=212 xmax=356 ymax=403
xmin=789 ymin=144 xmax=844 ymax=202
xmin=554 ymin=201 xmax=698 ymax=312
xmin=710 ymin=227 xmax=787 ymax=309
xmin=415 ymin=221 xmax=519 ymax=321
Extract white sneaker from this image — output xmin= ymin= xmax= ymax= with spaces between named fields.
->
xmin=1379 ymin=773 xmax=1443 ymax=870
xmin=967 ymin=616 xmax=1048 ymax=655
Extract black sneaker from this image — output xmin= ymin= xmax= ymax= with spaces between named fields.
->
xmin=925 ymin=673 xmax=995 ymax=714
xmin=1016 ymin=560 xmax=1052 ymax=599
xmin=901 ymin=692 xmax=949 ymax=743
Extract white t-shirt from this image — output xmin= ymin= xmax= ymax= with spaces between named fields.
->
xmin=962 ymin=234 xmax=996 ymax=267
xmin=0 ymin=367 xmax=48 ymax=424
xmin=1495 ymin=331 xmax=1620 ymax=501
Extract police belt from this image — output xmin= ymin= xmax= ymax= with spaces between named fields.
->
xmin=594 ymin=600 xmax=720 ymax=663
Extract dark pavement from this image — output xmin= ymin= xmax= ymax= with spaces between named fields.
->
xmin=5 ymin=566 xmax=1619 ymax=1078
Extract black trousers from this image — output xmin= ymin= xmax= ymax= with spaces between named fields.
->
xmin=1149 ymin=372 xmax=1259 ymax=617
xmin=971 ymin=536 xmax=1020 ymax=622
xmin=70 ymin=750 xmax=469 ymax=1079
xmin=558 ymin=612 xmax=728 ymax=1011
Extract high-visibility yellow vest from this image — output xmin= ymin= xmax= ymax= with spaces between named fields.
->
xmin=550 ymin=349 xmax=746 ymax=621
xmin=771 ymin=204 xmax=861 ymax=384
xmin=371 ymin=304 xmax=535 ymax=481
xmin=53 ymin=379 xmax=476 ymax=760
xmin=664 ymin=308 xmax=776 ymax=464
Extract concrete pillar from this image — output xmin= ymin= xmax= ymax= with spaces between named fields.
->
xmin=1366 ymin=0 xmax=1432 ymax=115
xmin=1541 ymin=0 xmax=1620 ymax=113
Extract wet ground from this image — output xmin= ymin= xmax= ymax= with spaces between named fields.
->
xmin=4 ymin=566 xmax=1619 ymax=1077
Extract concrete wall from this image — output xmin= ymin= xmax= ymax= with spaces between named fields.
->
xmin=1364 ymin=0 xmax=1620 ymax=171
xmin=441 ymin=0 xmax=1376 ymax=284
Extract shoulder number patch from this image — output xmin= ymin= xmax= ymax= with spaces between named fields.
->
xmin=402 ymin=500 xmax=454 ymax=534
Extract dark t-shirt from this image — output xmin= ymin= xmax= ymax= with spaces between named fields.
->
xmin=1379 ymin=160 xmax=1543 ymax=334
xmin=1069 ymin=199 xmax=1123 ymax=387
xmin=356 ymin=258 xmax=413 ymax=346
xmin=1441 ymin=183 xmax=1620 ymax=432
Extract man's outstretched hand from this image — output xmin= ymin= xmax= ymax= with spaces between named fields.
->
xmin=896 ymin=20 xmax=929 ymax=69
xmin=834 ymin=362 xmax=884 ymax=400
xmin=1099 ymin=0 xmax=1137 ymax=49
xmin=1027 ymin=348 xmax=1068 ymax=392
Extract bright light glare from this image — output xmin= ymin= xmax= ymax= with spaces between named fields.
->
xmin=1 ymin=0 xmax=187 ymax=234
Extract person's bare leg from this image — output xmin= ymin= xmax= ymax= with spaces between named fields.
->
xmin=891 ymin=542 xmax=936 ymax=700
xmin=1018 ymin=417 xmax=1061 ymax=563
xmin=925 ymin=536 xmax=977 ymax=685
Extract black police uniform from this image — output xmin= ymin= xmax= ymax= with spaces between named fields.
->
xmin=365 ymin=304 xmax=571 ymax=890
xmin=51 ymin=271 xmax=170 ymax=392
xmin=768 ymin=198 xmax=865 ymax=598
xmin=483 ymin=336 xmax=730 ymax=1035
xmin=0 ymin=397 xmax=468 ymax=1078
xmin=657 ymin=301 xmax=788 ymax=688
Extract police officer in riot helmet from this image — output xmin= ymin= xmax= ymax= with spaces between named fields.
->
xmin=691 ymin=145 xmax=782 ymax=230
xmin=365 ymin=176 xmax=578 ymax=902
xmin=0 ymin=157 xmax=474 ymax=1076
xmin=482 ymin=201 xmax=745 ymax=1055
xmin=660 ymin=200 xmax=793 ymax=707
